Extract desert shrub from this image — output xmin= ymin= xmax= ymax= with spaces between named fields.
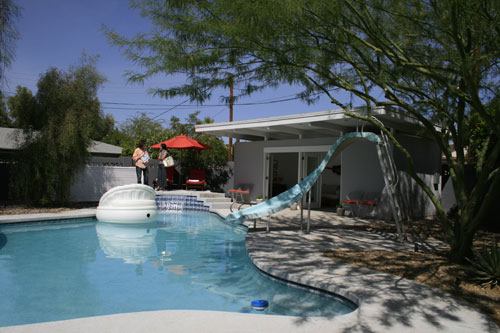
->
xmin=467 ymin=242 xmax=500 ymax=288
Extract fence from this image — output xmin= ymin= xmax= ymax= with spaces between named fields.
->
xmin=69 ymin=157 xmax=234 ymax=202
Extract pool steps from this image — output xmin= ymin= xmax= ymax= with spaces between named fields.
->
xmin=155 ymin=191 xmax=231 ymax=212
xmin=156 ymin=195 xmax=209 ymax=212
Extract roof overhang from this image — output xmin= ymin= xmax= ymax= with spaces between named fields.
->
xmin=87 ymin=141 xmax=123 ymax=156
xmin=0 ymin=127 xmax=123 ymax=157
xmin=196 ymin=106 xmax=425 ymax=141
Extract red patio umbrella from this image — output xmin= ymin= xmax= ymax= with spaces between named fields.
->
xmin=151 ymin=135 xmax=212 ymax=182
xmin=151 ymin=135 xmax=211 ymax=150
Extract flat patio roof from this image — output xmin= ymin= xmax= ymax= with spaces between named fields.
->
xmin=195 ymin=106 xmax=422 ymax=141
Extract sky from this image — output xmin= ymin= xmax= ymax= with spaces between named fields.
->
xmin=5 ymin=0 xmax=353 ymax=127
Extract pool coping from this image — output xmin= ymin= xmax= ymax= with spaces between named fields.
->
xmin=1 ymin=208 xmax=499 ymax=332
xmin=0 ymin=209 xmax=97 ymax=224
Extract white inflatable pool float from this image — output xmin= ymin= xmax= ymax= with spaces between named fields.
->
xmin=96 ymin=184 xmax=158 ymax=223
xmin=96 ymin=222 xmax=157 ymax=264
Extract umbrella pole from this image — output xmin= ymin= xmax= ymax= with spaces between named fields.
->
xmin=180 ymin=150 xmax=183 ymax=185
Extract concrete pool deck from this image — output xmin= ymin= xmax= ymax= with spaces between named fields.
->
xmin=1 ymin=208 xmax=498 ymax=332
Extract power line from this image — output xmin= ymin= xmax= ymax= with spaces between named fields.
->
xmin=5 ymin=88 xmax=325 ymax=108
xmin=212 ymin=108 xmax=227 ymax=119
xmin=101 ymin=101 xmax=218 ymax=108
xmin=5 ymin=70 xmax=326 ymax=108
xmin=5 ymin=90 xmax=320 ymax=109
xmin=5 ymin=90 xmax=315 ymax=108
xmin=100 ymin=92 xmax=322 ymax=108
xmin=150 ymin=98 xmax=190 ymax=120
xmin=5 ymin=80 xmax=329 ymax=120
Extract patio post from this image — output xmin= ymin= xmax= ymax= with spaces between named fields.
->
xmin=306 ymin=190 xmax=311 ymax=234
xmin=300 ymin=196 xmax=304 ymax=231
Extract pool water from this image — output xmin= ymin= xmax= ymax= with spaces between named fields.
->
xmin=0 ymin=212 xmax=356 ymax=326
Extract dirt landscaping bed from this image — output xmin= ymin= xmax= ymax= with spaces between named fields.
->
xmin=325 ymin=219 xmax=500 ymax=327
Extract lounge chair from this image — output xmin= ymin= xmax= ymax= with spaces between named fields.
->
xmin=228 ymin=184 xmax=254 ymax=212
xmin=185 ymin=169 xmax=206 ymax=190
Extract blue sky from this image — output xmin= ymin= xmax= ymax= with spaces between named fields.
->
xmin=5 ymin=0 xmax=352 ymax=126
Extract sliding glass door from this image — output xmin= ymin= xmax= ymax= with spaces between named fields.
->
xmin=302 ymin=153 xmax=322 ymax=209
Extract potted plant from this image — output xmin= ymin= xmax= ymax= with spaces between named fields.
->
xmin=337 ymin=202 xmax=344 ymax=216
xmin=256 ymin=195 xmax=263 ymax=203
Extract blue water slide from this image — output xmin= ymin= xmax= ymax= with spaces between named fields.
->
xmin=225 ymin=132 xmax=382 ymax=224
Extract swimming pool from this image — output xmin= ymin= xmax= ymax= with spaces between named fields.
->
xmin=0 ymin=212 xmax=356 ymax=326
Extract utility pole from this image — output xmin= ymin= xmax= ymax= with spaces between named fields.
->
xmin=228 ymin=77 xmax=234 ymax=161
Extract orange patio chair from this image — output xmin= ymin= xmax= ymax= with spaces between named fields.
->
xmin=185 ymin=169 xmax=206 ymax=190
xmin=228 ymin=183 xmax=254 ymax=212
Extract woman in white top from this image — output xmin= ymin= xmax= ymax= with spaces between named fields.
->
xmin=157 ymin=143 xmax=169 ymax=190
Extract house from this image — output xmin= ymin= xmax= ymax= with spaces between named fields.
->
xmin=196 ymin=106 xmax=442 ymax=220
xmin=0 ymin=127 xmax=123 ymax=158
xmin=0 ymin=127 xmax=134 ymax=202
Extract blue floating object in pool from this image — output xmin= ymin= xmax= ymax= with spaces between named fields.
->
xmin=251 ymin=299 xmax=269 ymax=310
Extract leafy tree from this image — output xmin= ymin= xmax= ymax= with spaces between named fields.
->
xmin=106 ymin=0 xmax=500 ymax=263
xmin=169 ymin=111 xmax=205 ymax=136
xmin=167 ymin=111 xmax=228 ymax=168
xmin=468 ymin=96 xmax=500 ymax=164
xmin=92 ymin=113 xmax=115 ymax=142
xmin=0 ymin=0 xmax=21 ymax=91
xmin=104 ymin=112 xmax=169 ymax=157
xmin=0 ymin=91 xmax=11 ymax=126
xmin=100 ymin=126 xmax=129 ymax=151
xmin=8 ymin=55 xmax=108 ymax=205
xmin=6 ymin=86 xmax=37 ymax=128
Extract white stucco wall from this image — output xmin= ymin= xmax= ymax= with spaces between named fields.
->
xmin=393 ymin=134 xmax=441 ymax=174
xmin=233 ymin=141 xmax=264 ymax=198
xmin=393 ymin=133 xmax=441 ymax=219
xmin=441 ymin=177 xmax=457 ymax=213
xmin=69 ymin=166 xmax=137 ymax=202
xmin=397 ymin=171 xmax=440 ymax=219
xmin=340 ymin=137 xmax=440 ymax=219
xmin=341 ymin=140 xmax=385 ymax=200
